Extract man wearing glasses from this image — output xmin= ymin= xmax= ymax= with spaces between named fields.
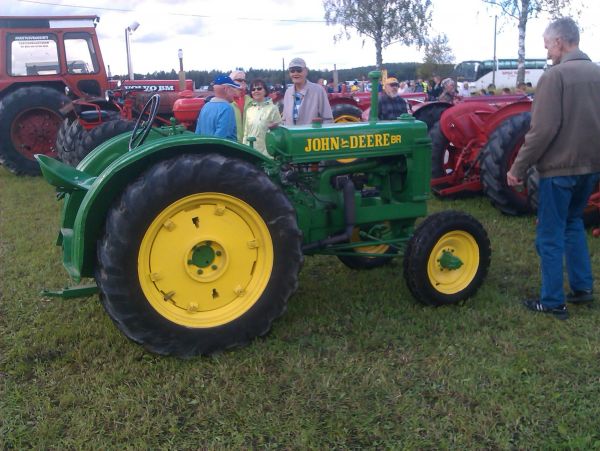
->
xmin=282 ymin=57 xmax=333 ymax=126
xmin=378 ymin=77 xmax=408 ymax=120
xmin=230 ymin=70 xmax=253 ymax=142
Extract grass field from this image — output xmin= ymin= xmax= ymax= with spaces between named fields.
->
xmin=1 ymin=165 xmax=600 ymax=449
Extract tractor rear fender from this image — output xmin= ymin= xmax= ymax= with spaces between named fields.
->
xmin=411 ymin=101 xmax=452 ymax=130
xmin=480 ymin=100 xmax=532 ymax=136
xmin=37 ymin=134 xmax=272 ymax=282
xmin=438 ymin=102 xmax=497 ymax=149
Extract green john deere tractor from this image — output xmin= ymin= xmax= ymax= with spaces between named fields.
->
xmin=36 ymin=71 xmax=491 ymax=357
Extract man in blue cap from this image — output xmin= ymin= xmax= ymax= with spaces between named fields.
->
xmin=195 ymin=74 xmax=240 ymax=141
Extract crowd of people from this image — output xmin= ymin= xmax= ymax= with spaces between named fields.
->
xmin=195 ymin=57 xmax=336 ymax=156
xmin=195 ymin=58 xmax=536 ymax=154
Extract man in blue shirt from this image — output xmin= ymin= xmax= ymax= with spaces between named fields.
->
xmin=195 ymin=74 xmax=240 ymax=141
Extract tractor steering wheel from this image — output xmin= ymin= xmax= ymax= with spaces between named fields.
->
xmin=129 ymin=94 xmax=160 ymax=151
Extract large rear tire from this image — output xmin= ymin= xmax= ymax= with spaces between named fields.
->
xmin=403 ymin=211 xmax=491 ymax=306
xmin=480 ymin=112 xmax=532 ymax=215
xmin=429 ymin=121 xmax=451 ymax=179
xmin=73 ymin=120 xmax=135 ymax=165
xmin=56 ymin=119 xmax=88 ymax=166
xmin=0 ymin=86 xmax=69 ymax=175
xmin=96 ymin=153 xmax=303 ymax=357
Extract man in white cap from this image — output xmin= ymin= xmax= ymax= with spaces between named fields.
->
xmin=282 ymin=57 xmax=333 ymax=125
xmin=195 ymin=74 xmax=240 ymax=141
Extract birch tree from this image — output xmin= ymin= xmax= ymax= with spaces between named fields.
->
xmin=483 ymin=0 xmax=578 ymax=84
xmin=323 ymin=0 xmax=432 ymax=69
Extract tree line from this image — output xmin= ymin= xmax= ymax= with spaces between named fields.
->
xmin=130 ymin=62 xmax=454 ymax=88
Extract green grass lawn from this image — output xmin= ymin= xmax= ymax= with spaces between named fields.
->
xmin=1 ymin=165 xmax=600 ymax=448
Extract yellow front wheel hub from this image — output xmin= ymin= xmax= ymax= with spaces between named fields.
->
xmin=427 ymin=231 xmax=479 ymax=294
xmin=138 ymin=193 xmax=273 ymax=328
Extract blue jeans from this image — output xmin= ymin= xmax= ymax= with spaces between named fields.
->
xmin=536 ymin=173 xmax=600 ymax=308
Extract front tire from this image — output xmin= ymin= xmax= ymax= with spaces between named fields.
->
xmin=96 ymin=153 xmax=303 ymax=356
xmin=403 ymin=211 xmax=491 ymax=306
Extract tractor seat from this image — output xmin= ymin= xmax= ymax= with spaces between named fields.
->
xmin=79 ymin=110 xmax=118 ymax=123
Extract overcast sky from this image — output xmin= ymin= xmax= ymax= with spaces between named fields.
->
xmin=5 ymin=0 xmax=598 ymax=76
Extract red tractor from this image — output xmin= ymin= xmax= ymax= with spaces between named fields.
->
xmin=327 ymin=89 xmax=430 ymax=123
xmin=0 ymin=15 xmax=201 ymax=174
xmin=0 ymin=15 xmax=111 ymax=175
xmin=55 ymin=79 xmax=206 ymax=166
xmin=427 ymin=94 xmax=535 ymax=215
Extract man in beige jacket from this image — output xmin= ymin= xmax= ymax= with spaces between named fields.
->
xmin=508 ymin=17 xmax=600 ymax=319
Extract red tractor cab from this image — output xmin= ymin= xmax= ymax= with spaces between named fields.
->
xmin=0 ymin=15 xmax=109 ymax=175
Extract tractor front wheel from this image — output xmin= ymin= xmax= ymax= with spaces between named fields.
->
xmin=403 ymin=211 xmax=491 ymax=306
xmin=96 ymin=153 xmax=303 ymax=356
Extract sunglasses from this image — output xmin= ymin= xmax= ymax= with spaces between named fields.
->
xmin=388 ymin=83 xmax=399 ymax=88
xmin=289 ymin=67 xmax=304 ymax=73
xmin=251 ymin=86 xmax=264 ymax=91
xmin=234 ymin=78 xmax=246 ymax=83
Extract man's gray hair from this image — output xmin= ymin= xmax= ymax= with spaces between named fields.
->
xmin=544 ymin=17 xmax=580 ymax=45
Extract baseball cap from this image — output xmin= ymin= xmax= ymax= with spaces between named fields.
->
xmin=385 ymin=77 xmax=399 ymax=85
xmin=288 ymin=57 xmax=307 ymax=69
xmin=213 ymin=74 xmax=241 ymax=88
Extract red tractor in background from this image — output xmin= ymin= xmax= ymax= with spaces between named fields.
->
xmin=0 ymin=15 xmax=202 ymax=175
xmin=428 ymin=95 xmax=533 ymax=215
xmin=428 ymin=94 xmax=600 ymax=224
xmin=0 ymin=15 xmax=110 ymax=175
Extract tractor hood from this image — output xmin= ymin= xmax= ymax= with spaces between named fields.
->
xmin=266 ymin=117 xmax=429 ymax=163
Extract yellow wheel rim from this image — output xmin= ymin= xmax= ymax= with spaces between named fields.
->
xmin=427 ymin=231 xmax=479 ymax=294
xmin=351 ymin=227 xmax=389 ymax=255
xmin=138 ymin=193 xmax=273 ymax=328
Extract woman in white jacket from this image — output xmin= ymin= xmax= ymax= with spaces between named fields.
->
xmin=242 ymin=79 xmax=282 ymax=156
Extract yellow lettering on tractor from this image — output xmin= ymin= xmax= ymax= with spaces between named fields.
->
xmin=330 ymin=137 xmax=340 ymax=150
xmin=305 ymin=134 xmax=401 ymax=153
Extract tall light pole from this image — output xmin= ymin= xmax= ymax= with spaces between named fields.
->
xmin=125 ymin=21 xmax=140 ymax=81
xmin=492 ymin=15 xmax=498 ymax=86
xmin=178 ymin=48 xmax=185 ymax=90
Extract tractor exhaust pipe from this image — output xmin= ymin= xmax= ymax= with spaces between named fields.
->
xmin=368 ymin=70 xmax=381 ymax=124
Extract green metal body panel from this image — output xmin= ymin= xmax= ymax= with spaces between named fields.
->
xmin=38 ymin=71 xmax=433 ymax=287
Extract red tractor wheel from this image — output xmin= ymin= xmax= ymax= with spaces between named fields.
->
xmin=0 ymin=86 xmax=69 ymax=175
xmin=480 ymin=112 xmax=533 ymax=215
